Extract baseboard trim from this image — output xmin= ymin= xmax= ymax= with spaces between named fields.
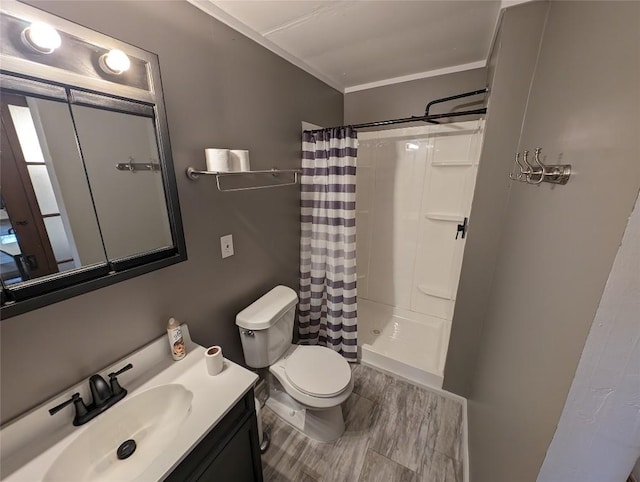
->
xmin=462 ymin=397 xmax=470 ymax=482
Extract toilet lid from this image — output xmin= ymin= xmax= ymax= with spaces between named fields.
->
xmin=284 ymin=346 xmax=351 ymax=398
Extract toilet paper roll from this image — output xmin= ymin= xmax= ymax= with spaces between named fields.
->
xmin=230 ymin=150 xmax=250 ymax=172
xmin=205 ymin=345 xmax=224 ymax=376
xmin=205 ymin=148 xmax=231 ymax=172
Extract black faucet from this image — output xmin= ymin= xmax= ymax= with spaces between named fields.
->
xmin=89 ymin=374 xmax=112 ymax=407
xmin=49 ymin=363 xmax=133 ymax=426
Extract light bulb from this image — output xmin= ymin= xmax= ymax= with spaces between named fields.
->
xmin=99 ymin=49 xmax=131 ymax=75
xmin=22 ymin=22 xmax=62 ymax=54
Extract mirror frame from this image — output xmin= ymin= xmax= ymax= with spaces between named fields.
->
xmin=0 ymin=1 xmax=186 ymax=318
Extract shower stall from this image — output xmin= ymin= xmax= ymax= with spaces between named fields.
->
xmin=356 ymin=120 xmax=484 ymax=388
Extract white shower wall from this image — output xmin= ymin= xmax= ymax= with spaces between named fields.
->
xmin=356 ymin=121 xmax=484 ymax=386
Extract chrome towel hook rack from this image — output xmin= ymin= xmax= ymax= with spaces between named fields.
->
xmin=508 ymin=148 xmax=571 ymax=185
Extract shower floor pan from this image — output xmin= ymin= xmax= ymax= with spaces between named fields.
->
xmin=358 ymin=299 xmax=450 ymax=389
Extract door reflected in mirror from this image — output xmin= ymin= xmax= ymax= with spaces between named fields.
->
xmin=1 ymin=94 xmax=106 ymax=285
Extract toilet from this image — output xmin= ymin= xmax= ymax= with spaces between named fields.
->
xmin=236 ymin=285 xmax=354 ymax=442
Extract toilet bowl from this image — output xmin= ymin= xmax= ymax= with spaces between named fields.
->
xmin=236 ymin=286 xmax=353 ymax=442
xmin=266 ymin=344 xmax=354 ymax=442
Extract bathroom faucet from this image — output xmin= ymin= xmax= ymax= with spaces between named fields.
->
xmin=49 ymin=363 xmax=133 ymax=426
xmin=89 ymin=374 xmax=112 ymax=406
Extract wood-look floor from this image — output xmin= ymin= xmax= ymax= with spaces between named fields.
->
xmin=261 ymin=364 xmax=464 ymax=482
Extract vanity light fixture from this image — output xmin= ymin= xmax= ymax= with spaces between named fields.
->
xmin=99 ymin=49 xmax=131 ymax=75
xmin=21 ymin=22 xmax=61 ymax=54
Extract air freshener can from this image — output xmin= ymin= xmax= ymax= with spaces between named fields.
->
xmin=167 ymin=317 xmax=186 ymax=360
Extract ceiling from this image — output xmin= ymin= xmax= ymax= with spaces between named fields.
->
xmin=188 ymin=0 xmax=506 ymax=93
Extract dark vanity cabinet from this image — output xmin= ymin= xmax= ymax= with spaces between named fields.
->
xmin=165 ymin=389 xmax=264 ymax=482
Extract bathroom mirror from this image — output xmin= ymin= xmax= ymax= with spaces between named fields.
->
xmin=0 ymin=2 xmax=186 ymax=318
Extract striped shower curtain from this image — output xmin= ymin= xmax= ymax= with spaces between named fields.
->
xmin=298 ymin=127 xmax=358 ymax=361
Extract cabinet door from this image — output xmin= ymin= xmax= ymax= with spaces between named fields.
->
xmin=197 ymin=415 xmax=263 ymax=482
xmin=165 ymin=390 xmax=263 ymax=482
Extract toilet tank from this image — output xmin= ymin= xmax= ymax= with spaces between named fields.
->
xmin=235 ymin=286 xmax=298 ymax=368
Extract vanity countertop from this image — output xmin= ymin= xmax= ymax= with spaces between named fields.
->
xmin=0 ymin=326 xmax=258 ymax=481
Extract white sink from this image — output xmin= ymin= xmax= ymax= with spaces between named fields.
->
xmin=44 ymin=384 xmax=193 ymax=482
xmin=1 ymin=326 xmax=258 ymax=482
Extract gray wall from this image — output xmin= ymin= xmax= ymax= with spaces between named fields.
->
xmin=0 ymin=0 xmax=342 ymax=424
xmin=467 ymin=2 xmax=640 ymax=481
xmin=444 ymin=1 xmax=549 ymax=396
xmin=344 ymin=68 xmax=487 ymax=126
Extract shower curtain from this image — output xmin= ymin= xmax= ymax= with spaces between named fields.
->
xmin=298 ymin=127 xmax=358 ymax=361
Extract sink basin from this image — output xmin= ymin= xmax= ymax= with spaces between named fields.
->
xmin=44 ymin=384 xmax=193 ymax=482
xmin=0 ymin=328 xmax=258 ymax=482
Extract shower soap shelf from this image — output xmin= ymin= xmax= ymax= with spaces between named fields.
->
xmin=186 ymin=167 xmax=301 ymax=192
xmin=417 ymin=284 xmax=452 ymax=300
xmin=424 ymin=213 xmax=465 ymax=222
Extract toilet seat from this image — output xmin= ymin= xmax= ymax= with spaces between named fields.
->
xmin=269 ymin=345 xmax=354 ymax=410
xmin=284 ymin=346 xmax=352 ymax=398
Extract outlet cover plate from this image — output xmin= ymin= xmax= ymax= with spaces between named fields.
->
xmin=220 ymin=234 xmax=234 ymax=258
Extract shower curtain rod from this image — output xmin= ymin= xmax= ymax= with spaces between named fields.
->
xmin=309 ymin=87 xmax=488 ymax=131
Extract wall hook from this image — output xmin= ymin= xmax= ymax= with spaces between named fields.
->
xmin=509 ymin=152 xmax=522 ymax=180
xmin=507 ymin=147 xmax=571 ymax=185
xmin=521 ymin=150 xmax=534 ymax=180
xmin=528 ymin=147 xmax=545 ymax=184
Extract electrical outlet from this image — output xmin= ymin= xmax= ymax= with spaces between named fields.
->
xmin=220 ymin=234 xmax=234 ymax=258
